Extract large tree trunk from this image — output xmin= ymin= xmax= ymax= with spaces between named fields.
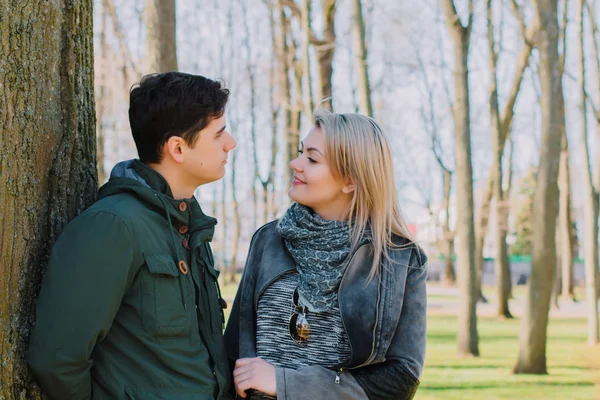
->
xmin=487 ymin=0 xmax=512 ymax=319
xmin=514 ymin=0 xmax=562 ymax=374
xmin=352 ymin=0 xmax=373 ymax=116
xmin=578 ymin=0 xmax=599 ymax=345
xmin=0 ymin=2 xmax=96 ymax=398
xmin=441 ymin=0 xmax=479 ymax=357
xmin=144 ymin=0 xmax=178 ymax=72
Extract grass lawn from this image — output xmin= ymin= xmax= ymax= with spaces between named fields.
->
xmin=420 ymin=315 xmax=600 ymax=400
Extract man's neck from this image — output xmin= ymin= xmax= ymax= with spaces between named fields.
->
xmin=146 ymin=162 xmax=195 ymax=200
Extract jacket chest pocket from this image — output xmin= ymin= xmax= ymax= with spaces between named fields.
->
xmin=141 ymin=254 xmax=191 ymax=337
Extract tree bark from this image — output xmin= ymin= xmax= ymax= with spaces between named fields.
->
xmin=514 ymin=0 xmax=562 ymax=374
xmin=144 ymin=0 xmax=178 ymax=72
xmin=441 ymin=0 xmax=479 ymax=357
xmin=352 ymin=0 xmax=373 ymax=116
xmin=0 ymin=1 xmax=96 ymax=398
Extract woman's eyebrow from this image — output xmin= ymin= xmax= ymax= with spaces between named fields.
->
xmin=305 ymin=147 xmax=323 ymax=155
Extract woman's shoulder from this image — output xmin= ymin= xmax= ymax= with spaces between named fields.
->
xmin=247 ymin=220 xmax=281 ymax=250
xmin=389 ymin=234 xmax=428 ymax=270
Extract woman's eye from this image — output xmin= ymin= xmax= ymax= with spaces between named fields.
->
xmin=307 ymin=157 xmax=317 ymax=163
xmin=297 ymin=149 xmax=303 ymax=155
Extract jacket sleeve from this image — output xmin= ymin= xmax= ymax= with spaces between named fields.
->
xmin=275 ymin=248 xmax=428 ymax=400
xmin=349 ymin=247 xmax=428 ymax=400
xmin=27 ymin=211 xmax=137 ymax=400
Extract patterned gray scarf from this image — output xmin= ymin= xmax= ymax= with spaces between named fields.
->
xmin=276 ymin=203 xmax=352 ymax=312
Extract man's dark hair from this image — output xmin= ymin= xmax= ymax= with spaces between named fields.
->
xmin=129 ymin=72 xmax=229 ymax=163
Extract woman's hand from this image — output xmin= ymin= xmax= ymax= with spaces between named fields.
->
xmin=233 ymin=357 xmax=277 ymax=398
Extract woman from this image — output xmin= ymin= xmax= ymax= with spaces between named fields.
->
xmin=224 ymin=110 xmax=427 ymax=400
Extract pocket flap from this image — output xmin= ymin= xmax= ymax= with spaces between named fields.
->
xmin=144 ymin=254 xmax=180 ymax=277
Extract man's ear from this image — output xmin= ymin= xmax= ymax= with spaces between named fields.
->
xmin=342 ymin=177 xmax=356 ymax=194
xmin=164 ymin=136 xmax=185 ymax=164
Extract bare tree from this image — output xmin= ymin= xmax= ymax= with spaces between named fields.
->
xmin=587 ymin=0 xmax=600 ymax=300
xmin=352 ymin=0 xmax=373 ymax=116
xmin=557 ymin=0 xmax=576 ymax=303
xmin=514 ymin=0 xmax=562 ymax=374
xmin=487 ymin=0 xmax=512 ymax=318
xmin=475 ymin=0 xmax=540 ymax=303
xmin=0 ymin=2 xmax=96 ymax=398
xmin=578 ymin=0 xmax=599 ymax=344
xmin=144 ymin=0 xmax=178 ymax=72
xmin=441 ymin=0 xmax=479 ymax=357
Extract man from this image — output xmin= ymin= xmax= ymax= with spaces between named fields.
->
xmin=28 ymin=72 xmax=237 ymax=400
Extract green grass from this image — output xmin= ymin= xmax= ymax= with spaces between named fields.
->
xmin=420 ymin=316 xmax=600 ymax=399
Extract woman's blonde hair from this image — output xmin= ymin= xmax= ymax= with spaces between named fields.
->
xmin=314 ymin=109 xmax=414 ymax=278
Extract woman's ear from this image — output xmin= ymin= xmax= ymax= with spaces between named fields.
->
xmin=164 ymin=136 xmax=185 ymax=164
xmin=342 ymin=177 xmax=356 ymax=194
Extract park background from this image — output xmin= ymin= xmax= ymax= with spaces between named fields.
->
xmin=1 ymin=0 xmax=600 ymax=399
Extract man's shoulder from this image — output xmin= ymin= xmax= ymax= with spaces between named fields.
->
xmin=86 ymin=192 xmax=149 ymax=219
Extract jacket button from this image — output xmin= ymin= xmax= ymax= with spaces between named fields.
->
xmin=219 ymin=298 xmax=228 ymax=309
xmin=182 ymin=237 xmax=189 ymax=249
xmin=178 ymin=260 xmax=189 ymax=275
xmin=179 ymin=225 xmax=189 ymax=234
xmin=179 ymin=202 xmax=187 ymax=212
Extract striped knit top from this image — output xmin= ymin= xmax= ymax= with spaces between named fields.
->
xmin=249 ymin=271 xmax=352 ymax=400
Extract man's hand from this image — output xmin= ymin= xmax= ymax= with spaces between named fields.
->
xmin=233 ymin=357 xmax=277 ymax=398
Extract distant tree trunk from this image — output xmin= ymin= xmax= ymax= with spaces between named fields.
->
xmin=514 ymin=0 xmax=562 ymax=374
xmin=301 ymin=0 xmax=314 ymax=121
xmin=276 ymin=1 xmax=296 ymax=190
xmin=442 ymin=168 xmax=456 ymax=285
xmin=504 ymin=135 xmax=515 ymax=299
xmin=551 ymin=0 xmax=575 ymax=305
xmin=441 ymin=0 xmax=479 ymax=358
xmin=97 ymin=3 xmax=108 ymax=184
xmin=145 ymin=0 xmax=178 ymax=72
xmin=586 ymin=0 xmax=600 ymax=302
xmin=229 ymin=150 xmax=240 ymax=284
xmin=0 ymin=2 xmax=97 ymax=398
xmin=578 ymin=0 xmax=599 ymax=345
xmin=475 ymin=3 xmax=539 ymax=303
xmin=487 ymin=0 xmax=512 ymax=319
xmin=316 ymin=0 xmax=336 ymax=110
xmin=352 ymin=0 xmax=373 ymax=116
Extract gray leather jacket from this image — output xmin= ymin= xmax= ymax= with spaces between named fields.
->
xmin=224 ymin=221 xmax=428 ymax=400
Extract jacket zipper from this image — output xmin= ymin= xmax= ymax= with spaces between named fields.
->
xmin=335 ymin=368 xmax=343 ymax=384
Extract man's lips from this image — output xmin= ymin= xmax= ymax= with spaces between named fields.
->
xmin=292 ymin=176 xmax=306 ymax=185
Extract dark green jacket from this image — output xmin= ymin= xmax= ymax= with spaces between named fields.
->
xmin=28 ymin=160 xmax=232 ymax=400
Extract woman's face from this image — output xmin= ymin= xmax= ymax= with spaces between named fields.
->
xmin=288 ymin=126 xmax=354 ymax=221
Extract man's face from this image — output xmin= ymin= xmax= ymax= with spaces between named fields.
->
xmin=181 ymin=115 xmax=237 ymax=186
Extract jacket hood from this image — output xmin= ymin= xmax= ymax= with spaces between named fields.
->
xmin=98 ymin=159 xmax=217 ymax=239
